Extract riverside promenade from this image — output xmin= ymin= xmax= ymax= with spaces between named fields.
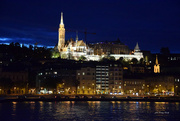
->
xmin=1 ymin=94 xmax=180 ymax=102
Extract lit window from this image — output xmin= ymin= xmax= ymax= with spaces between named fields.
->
xmin=119 ymin=86 xmax=121 ymax=89
xmin=54 ymin=72 xmax=57 ymax=74
xmin=82 ymin=72 xmax=85 ymax=75
xmin=78 ymin=73 xmax=80 ymax=75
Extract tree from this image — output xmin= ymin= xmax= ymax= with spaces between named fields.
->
xmin=109 ymin=56 xmax=115 ymax=61
xmin=0 ymin=78 xmax=13 ymax=94
xmin=29 ymin=45 xmax=33 ymax=50
xmin=14 ymin=81 xmax=27 ymax=94
xmin=51 ymin=50 xmax=60 ymax=58
xmin=160 ymin=47 xmax=170 ymax=55
xmin=79 ymin=56 xmax=86 ymax=61
xmin=73 ymin=79 xmax=79 ymax=94
xmin=15 ymin=42 xmax=20 ymax=47
xmin=131 ymin=58 xmax=138 ymax=64
xmin=9 ymin=42 xmax=14 ymax=47
xmin=139 ymin=58 xmax=144 ymax=64
xmin=118 ymin=57 xmax=124 ymax=62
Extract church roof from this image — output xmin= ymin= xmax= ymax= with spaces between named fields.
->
xmin=77 ymin=40 xmax=86 ymax=46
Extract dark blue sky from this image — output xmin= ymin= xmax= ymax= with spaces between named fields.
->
xmin=0 ymin=0 xmax=180 ymax=53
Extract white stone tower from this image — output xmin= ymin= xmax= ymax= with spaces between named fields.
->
xmin=58 ymin=12 xmax=65 ymax=52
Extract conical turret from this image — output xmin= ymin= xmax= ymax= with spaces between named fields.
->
xmin=134 ymin=42 xmax=140 ymax=52
xmin=155 ymin=55 xmax=159 ymax=65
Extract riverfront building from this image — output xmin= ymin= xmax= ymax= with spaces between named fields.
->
xmin=95 ymin=62 xmax=123 ymax=94
xmin=76 ymin=67 xmax=96 ymax=94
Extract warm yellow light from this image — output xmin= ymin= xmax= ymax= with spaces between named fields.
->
xmin=123 ymin=67 xmax=128 ymax=70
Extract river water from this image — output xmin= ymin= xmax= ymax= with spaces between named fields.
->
xmin=0 ymin=101 xmax=180 ymax=121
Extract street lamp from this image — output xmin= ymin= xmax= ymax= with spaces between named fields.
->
xmin=92 ymin=83 xmax=94 ymax=94
xmin=176 ymin=86 xmax=178 ymax=96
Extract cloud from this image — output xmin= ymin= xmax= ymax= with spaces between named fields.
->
xmin=0 ymin=37 xmax=12 ymax=41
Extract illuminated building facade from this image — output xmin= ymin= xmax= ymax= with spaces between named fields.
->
xmin=145 ymin=75 xmax=174 ymax=95
xmin=123 ymin=78 xmax=145 ymax=96
xmin=108 ymin=64 xmax=123 ymax=95
xmin=96 ymin=63 xmax=123 ymax=94
xmin=36 ymin=60 xmax=78 ymax=94
xmin=76 ymin=67 xmax=96 ymax=94
xmin=0 ymin=70 xmax=28 ymax=94
xmin=57 ymin=12 xmax=143 ymax=61
xmin=154 ymin=55 xmax=160 ymax=73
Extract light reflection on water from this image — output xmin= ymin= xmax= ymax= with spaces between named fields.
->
xmin=0 ymin=101 xmax=180 ymax=121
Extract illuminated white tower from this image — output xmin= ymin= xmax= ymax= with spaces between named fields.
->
xmin=154 ymin=55 xmax=160 ymax=73
xmin=134 ymin=42 xmax=143 ymax=60
xmin=134 ymin=42 xmax=140 ymax=52
xmin=58 ymin=12 xmax=65 ymax=52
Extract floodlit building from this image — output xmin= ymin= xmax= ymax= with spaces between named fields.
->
xmin=56 ymin=12 xmax=143 ymax=61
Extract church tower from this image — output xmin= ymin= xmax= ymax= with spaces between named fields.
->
xmin=133 ymin=42 xmax=143 ymax=60
xmin=58 ymin=12 xmax=65 ymax=52
xmin=154 ymin=55 xmax=160 ymax=73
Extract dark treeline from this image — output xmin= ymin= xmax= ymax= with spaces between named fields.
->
xmin=0 ymin=42 xmax=52 ymax=61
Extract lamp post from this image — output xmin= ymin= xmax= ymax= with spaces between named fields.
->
xmin=176 ymin=86 xmax=178 ymax=96
xmin=92 ymin=83 xmax=94 ymax=95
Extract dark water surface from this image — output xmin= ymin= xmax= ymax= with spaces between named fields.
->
xmin=0 ymin=101 xmax=180 ymax=121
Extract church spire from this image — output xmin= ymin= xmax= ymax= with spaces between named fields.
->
xmin=60 ymin=12 xmax=64 ymax=25
xmin=58 ymin=12 xmax=65 ymax=53
xmin=76 ymin=31 xmax=78 ymax=42
xmin=154 ymin=54 xmax=160 ymax=73
xmin=134 ymin=42 xmax=140 ymax=52
xmin=155 ymin=55 xmax=159 ymax=65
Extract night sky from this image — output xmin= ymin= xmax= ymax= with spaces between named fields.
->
xmin=0 ymin=0 xmax=180 ymax=53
